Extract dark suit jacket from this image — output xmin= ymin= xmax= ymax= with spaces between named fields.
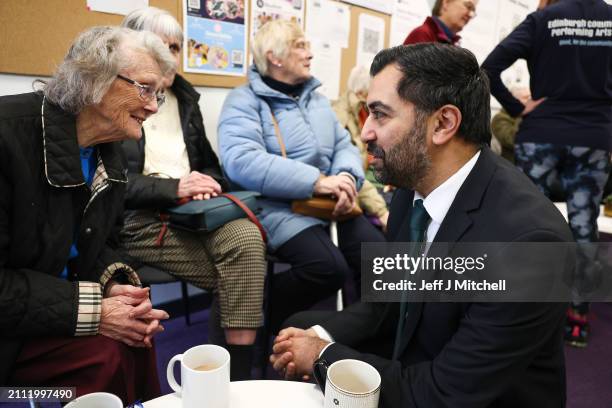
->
xmin=320 ymin=148 xmax=573 ymax=408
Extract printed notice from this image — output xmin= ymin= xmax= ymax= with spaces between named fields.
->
xmin=184 ymin=0 xmax=248 ymax=76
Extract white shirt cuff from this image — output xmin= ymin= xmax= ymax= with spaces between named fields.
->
xmin=311 ymin=326 xmax=335 ymax=358
xmin=311 ymin=325 xmax=334 ymax=342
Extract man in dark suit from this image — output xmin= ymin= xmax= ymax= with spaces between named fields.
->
xmin=269 ymin=43 xmax=574 ymax=407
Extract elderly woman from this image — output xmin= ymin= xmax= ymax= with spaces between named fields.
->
xmin=0 ymin=26 xmax=173 ymax=404
xmin=332 ymin=65 xmax=389 ymax=229
xmin=219 ymin=20 xmax=385 ymax=333
xmin=403 ymin=0 xmax=478 ymax=45
xmin=120 ymin=7 xmax=266 ymax=380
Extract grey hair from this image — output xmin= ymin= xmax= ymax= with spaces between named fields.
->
xmin=252 ymin=19 xmax=304 ymax=76
xmin=121 ymin=6 xmax=183 ymax=44
xmin=347 ymin=65 xmax=370 ymax=95
xmin=43 ymin=26 xmax=176 ymax=114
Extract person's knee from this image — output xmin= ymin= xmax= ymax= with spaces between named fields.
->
xmin=216 ymin=219 xmax=266 ymax=259
xmin=307 ymin=251 xmax=349 ymax=290
xmin=234 ymin=220 xmax=266 ymax=251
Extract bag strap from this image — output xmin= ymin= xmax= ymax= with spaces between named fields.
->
xmin=221 ymin=193 xmax=267 ymax=243
xmin=270 ymin=111 xmax=287 ymax=158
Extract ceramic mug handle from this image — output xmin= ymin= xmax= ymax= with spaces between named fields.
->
xmin=166 ymin=354 xmax=183 ymax=396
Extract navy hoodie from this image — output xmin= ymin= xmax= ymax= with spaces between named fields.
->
xmin=482 ymin=0 xmax=612 ymax=150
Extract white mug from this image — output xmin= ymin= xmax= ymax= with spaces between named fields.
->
xmin=167 ymin=344 xmax=230 ymax=408
xmin=64 ymin=392 xmax=122 ymax=408
xmin=314 ymin=359 xmax=381 ymax=408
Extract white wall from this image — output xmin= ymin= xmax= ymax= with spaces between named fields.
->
xmin=0 ymin=73 xmax=230 ymax=155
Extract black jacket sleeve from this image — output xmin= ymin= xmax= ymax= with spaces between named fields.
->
xmin=482 ymin=14 xmax=535 ymax=117
xmin=125 ymin=173 xmax=180 ymax=210
xmin=321 ymin=302 xmax=397 ymax=346
xmin=121 ymin=137 xmax=181 ymax=209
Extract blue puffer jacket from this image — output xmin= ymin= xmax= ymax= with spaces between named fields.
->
xmin=219 ymin=66 xmax=364 ymax=250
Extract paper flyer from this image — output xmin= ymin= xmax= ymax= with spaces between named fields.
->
xmin=305 ymin=0 xmax=350 ymax=48
xmin=250 ymin=0 xmax=305 ymax=40
xmin=356 ymin=13 xmax=386 ymax=69
xmin=183 ymin=0 xmax=248 ymax=76
xmin=309 ymin=38 xmax=342 ymax=100
xmin=340 ymin=0 xmax=392 ymax=15
xmin=86 ymin=0 xmax=148 ymax=15
xmin=389 ymin=0 xmax=430 ymax=46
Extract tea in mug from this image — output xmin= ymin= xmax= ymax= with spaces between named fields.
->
xmin=194 ymin=363 xmax=219 ymax=371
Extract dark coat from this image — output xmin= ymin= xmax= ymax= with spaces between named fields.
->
xmin=0 ymin=92 xmax=130 ymax=383
xmin=121 ymin=74 xmax=228 ymax=211
xmin=320 ymin=148 xmax=573 ymax=407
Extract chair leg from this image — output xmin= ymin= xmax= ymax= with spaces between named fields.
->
xmin=181 ymin=281 xmax=191 ymax=326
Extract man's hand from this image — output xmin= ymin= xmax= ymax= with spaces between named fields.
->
xmin=178 ymin=171 xmax=222 ymax=200
xmin=273 ymin=327 xmax=319 ymax=343
xmin=271 ymin=335 xmax=329 ymax=380
xmin=270 ymin=327 xmax=325 ymax=380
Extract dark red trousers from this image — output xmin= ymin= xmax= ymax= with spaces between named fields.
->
xmin=8 ymin=335 xmax=161 ymax=406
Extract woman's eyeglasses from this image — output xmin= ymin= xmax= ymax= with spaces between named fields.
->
xmin=292 ymin=40 xmax=311 ymax=51
xmin=116 ymin=74 xmax=166 ymax=107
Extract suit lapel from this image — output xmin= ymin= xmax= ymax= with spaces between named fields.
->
xmin=387 ymin=189 xmax=415 ymax=243
xmin=397 ymin=213 xmax=473 ymax=354
xmin=396 ymin=148 xmax=499 ymax=357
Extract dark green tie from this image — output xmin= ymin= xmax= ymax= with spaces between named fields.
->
xmin=392 ymin=199 xmax=431 ymax=360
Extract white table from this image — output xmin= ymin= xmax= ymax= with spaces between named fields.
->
xmin=553 ymin=203 xmax=612 ymax=235
xmin=143 ymin=380 xmax=323 ymax=408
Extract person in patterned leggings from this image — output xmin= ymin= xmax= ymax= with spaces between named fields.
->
xmin=515 ymin=143 xmax=610 ymax=346
xmin=483 ymin=0 xmax=612 ymax=346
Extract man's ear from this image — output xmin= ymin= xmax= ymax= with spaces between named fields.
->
xmin=431 ymin=105 xmax=461 ymax=146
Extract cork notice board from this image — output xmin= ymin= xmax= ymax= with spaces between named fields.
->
xmin=335 ymin=3 xmax=390 ymax=96
xmin=0 ymin=0 xmax=388 ymax=91
xmin=0 ymin=0 xmax=245 ymax=88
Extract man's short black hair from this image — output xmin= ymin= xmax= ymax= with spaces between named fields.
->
xmin=370 ymin=43 xmax=492 ymax=146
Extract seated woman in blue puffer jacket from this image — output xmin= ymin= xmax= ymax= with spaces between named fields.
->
xmin=218 ymin=19 xmax=386 ymax=333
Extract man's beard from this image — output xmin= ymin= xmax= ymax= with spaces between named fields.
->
xmin=367 ymin=116 xmax=431 ymax=190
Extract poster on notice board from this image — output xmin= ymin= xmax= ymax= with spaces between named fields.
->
xmin=250 ymin=0 xmax=305 ymax=40
xmin=183 ymin=0 xmax=248 ymax=76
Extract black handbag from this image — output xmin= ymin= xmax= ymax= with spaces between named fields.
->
xmin=157 ymin=191 xmax=267 ymax=244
